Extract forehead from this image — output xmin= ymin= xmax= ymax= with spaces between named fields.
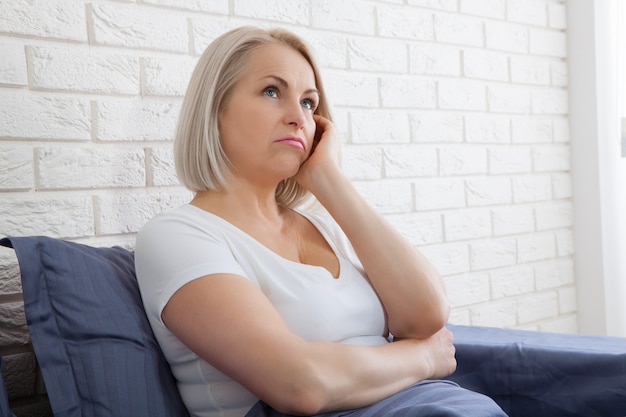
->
xmin=242 ymin=43 xmax=316 ymax=85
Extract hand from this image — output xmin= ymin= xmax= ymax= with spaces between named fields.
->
xmin=295 ymin=115 xmax=341 ymax=192
xmin=422 ymin=327 xmax=457 ymax=379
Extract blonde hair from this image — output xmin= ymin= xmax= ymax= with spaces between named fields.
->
xmin=174 ymin=26 xmax=332 ymax=208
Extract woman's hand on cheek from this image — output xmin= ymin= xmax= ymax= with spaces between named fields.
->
xmin=295 ymin=115 xmax=342 ymax=191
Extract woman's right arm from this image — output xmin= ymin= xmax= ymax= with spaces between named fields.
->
xmin=162 ymin=272 xmax=457 ymax=416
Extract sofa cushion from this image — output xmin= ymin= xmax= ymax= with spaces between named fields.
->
xmin=0 ymin=236 xmax=189 ymax=417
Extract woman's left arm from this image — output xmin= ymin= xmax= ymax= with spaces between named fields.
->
xmin=297 ymin=116 xmax=449 ymax=340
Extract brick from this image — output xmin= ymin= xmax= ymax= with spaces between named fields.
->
xmin=342 ymin=146 xmax=382 ymax=181
xmin=353 ymin=182 xmax=412 ymax=214
xmin=439 ymin=145 xmax=487 ymax=176
xmin=383 ymin=145 xmax=438 ymax=178
xmin=0 ymin=0 xmax=86 ymax=41
xmin=410 ymin=112 xmax=463 ymax=143
xmin=377 ymin=6 xmax=433 ymax=40
xmin=552 ymin=173 xmax=572 ymax=199
xmin=0 ymin=92 xmax=90 ymax=140
xmin=535 ymin=201 xmax=573 ymax=230
xmin=0 ymin=302 xmax=28 ymax=347
xmin=491 ymin=265 xmax=535 ymax=298
xmin=463 ymin=49 xmax=508 ymax=82
xmin=535 ymin=259 xmax=574 ymax=291
xmin=323 ymin=72 xmax=378 ymax=108
xmin=380 ymin=77 xmax=436 ymax=108
xmin=459 ymin=0 xmax=505 ymax=19
xmin=37 ymin=147 xmax=145 ymax=189
xmin=406 ymin=0 xmax=457 ymax=11
xmin=234 ymin=0 xmax=308 ymax=23
xmin=142 ymin=0 xmax=228 ymax=14
xmin=551 ymin=61 xmax=568 ymax=87
xmin=466 ymin=177 xmax=512 ymax=206
xmin=96 ymin=99 xmax=180 ymax=141
xmin=434 ymin=13 xmax=483 ymax=47
xmin=558 ymin=286 xmax=577 ymax=314
xmin=470 ymin=238 xmax=517 ymax=271
xmin=444 ymin=209 xmax=491 ymax=242
xmin=512 ymin=117 xmax=553 ymax=143
xmin=530 ymin=29 xmax=567 ymax=58
xmin=517 ymin=291 xmax=558 ymax=324
xmin=470 ymin=299 xmax=518 ymax=327
xmin=421 ymin=243 xmax=469 ymax=276
xmin=488 ymin=84 xmax=531 ymax=114
xmin=150 ymin=147 xmax=181 ymax=187
xmin=507 ymin=0 xmax=548 ymax=26
xmin=409 ymin=44 xmax=460 ymax=76
xmin=485 ymin=21 xmax=528 ymax=53
xmin=548 ymin=2 xmax=567 ymax=30
xmin=191 ymin=18 xmax=232 ymax=55
xmin=312 ymin=0 xmax=376 ymax=35
xmin=0 ymin=196 xmax=94 ymax=237
xmin=350 ymin=111 xmax=410 ymax=144
xmin=439 ymin=80 xmax=486 ymax=111
xmin=517 ymin=233 xmax=556 ymax=263
xmin=387 ymin=213 xmax=443 ymax=246
xmin=306 ymin=33 xmax=348 ymax=69
xmin=90 ymin=3 xmax=189 ymax=53
xmin=512 ymin=174 xmax=552 ymax=203
xmin=28 ymin=46 xmax=140 ymax=95
xmin=555 ymin=230 xmax=574 ymax=257
xmin=532 ymin=89 xmax=568 ymax=114
xmin=0 ymin=145 xmax=33 ymax=190
xmin=539 ymin=314 xmax=578 ymax=334
xmin=492 ymin=206 xmax=535 ymax=236
xmin=465 ymin=114 xmax=510 ymax=144
xmin=143 ymin=56 xmax=198 ymax=97
xmin=3 ymin=352 xmax=37 ymax=398
xmin=348 ymin=38 xmax=407 ymax=73
xmin=0 ymin=249 xmax=22 ymax=295
xmin=489 ymin=146 xmax=532 ymax=174
xmin=532 ymin=144 xmax=570 ymax=172
xmin=510 ymin=56 xmax=551 ymax=85
xmin=552 ymin=117 xmax=570 ymax=143
xmin=445 ymin=272 xmax=490 ymax=307
xmin=0 ymin=43 xmax=27 ymax=86
xmin=449 ymin=308 xmax=470 ymax=325
xmin=414 ymin=178 xmax=466 ymax=211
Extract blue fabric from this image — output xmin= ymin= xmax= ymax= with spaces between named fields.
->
xmin=246 ymin=380 xmax=507 ymax=417
xmin=0 ymin=356 xmax=16 ymax=417
xmin=446 ymin=324 xmax=626 ymax=417
xmin=0 ymin=236 xmax=189 ymax=417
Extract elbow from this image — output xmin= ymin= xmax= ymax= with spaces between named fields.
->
xmin=390 ymin=301 xmax=450 ymax=340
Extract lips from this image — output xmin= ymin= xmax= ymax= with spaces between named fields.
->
xmin=275 ymin=136 xmax=306 ymax=151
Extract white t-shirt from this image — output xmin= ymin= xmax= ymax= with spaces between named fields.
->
xmin=135 ymin=204 xmax=387 ymax=417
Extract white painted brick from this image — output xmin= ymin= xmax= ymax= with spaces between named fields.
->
xmin=380 ymin=77 xmax=436 ymax=108
xmin=37 ymin=147 xmax=145 ymax=189
xmin=463 ymin=49 xmax=508 ymax=82
xmin=512 ymin=174 xmax=552 ymax=203
xmin=529 ymin=29 xmax=567 ymax=58
xmin=414 ymin=178 xmax=466 ymax=211
xmin=485 ymin=21 xmax=528 ymax=53
xmin=448 ymin=308 xmax=470 ymax=326
xmin=150 ymin=147 xmax=180 ymax=187
xmin=191 ymin=18 xmax=232 ymax=55
xmin=409 ymin=44 xmax=460 ymax=77
xmin=407 ymin=0 xmax=457 ymax=11
xmin=512 ymin=117 xmax=553 ymax=144
xmin=342 ymin=146 xmax=382 ymax=181
xmin=510 ymin=56 xmax=551 ymax=85
xmin=532 ymin=89 xmax=568 ymax=114
xmin=0 ymin=302 xmax=29 ymax=345
xmin=0 ymin=196 xmax=94 ymax=237
xmin=465 ymin=114 xmax=510 ymax=144
xmin=0 ymin=146 xmax=33 ymax=190
xmin=517 ymin=233 xmax=556 ymax=263
xmin=0 ymin=43 xmax=27 ymax=86
xmin=551 ymin=61 xmax=568 ymax=87
xmin=143 ymin=56 xmax=198 ymax=97
xmin=0 ymin=249 xmax=21 ymax=294
xmin=387 ymin=213 xmax=443 ymax=246
xmin=548 ymin=2 xmax=567 ymax=30
xmin=96 ymin=99 xmax=180 ymax=141
xmin=552 ymin=173 xmax=572 ymax=199
xmin=444 ymin=209 xmax=491 ymax=241
xmin=445 ymin=272 xmax=490 ymax=307
xmin=383 ymin=145 xmax=438 ymax=178
xmin=0 ymin=92 xmax=91 ymax=140
xmin=492 ymin=206 xmax=535 ymax=236
xmin=489 ymin=146 xmax=532 ymax=174
xmin=507 ymin=0 xmax=548 ymax=26
xmin=555 ymin=230 xmax=574 ymax=257
xmin=552 ymin=117 xmax=570 ymax=143
xmin=312 ymin=0 xmax=376 ymax=35
xmin=142 ymin=0 xmax=228 ymax=13
xmin=421 ymin=243 xmax=469 ymax=276
xmin=532 ymin=144 xmax=570 ymax=172
xmin=28 ymin=46 xmax=140 ymax=95
xmin=539 ymin=314 xmax=578 ymax=334
xmin=439 ymin=80 xmax=486 ymax=111
xmin=96 ymin=190 xmax=190 ymax=235
xmin=470 ymin=299 xmax=518 ymax=327
xmin=348 ymin=38 xmax=407 ymax=73
xmin=466 ymin=177 xmax=511 ymax=206
xmin=439 ymin=145 xmax=487 ymax=176
xmin=378 ymin=6 xmax=433 ymax=40
xmin=0 ymin=0 xmax=86 ymax=41
xmin=558 ymin=286 xmax=577 ymax=314
xmin=410 ymin=112 xmax=463 ymax=143
xmin=353 ymin=182 xmax=412 ymax=214
xmin=90 ymin=3 xmax=188 ymax=53
xmin=306 ymin=33 xmax=348 ymax=70
xmin=234 ymin=0 xmax=308 ymax=24
xmin=323 ymin=72 xmax=378 ymax=108
xmin=350 ymin=112 xmax=409 ymax=144
xmin=487 ymin=84 xmax=531 ymax=114
xmin=517 ymin=291 xmax=558 ymax=324
xmin=535 ymin=201 xmax=573 ymax=230
xmin=434 ymin=13 xmax=483 ymax=47
xmin=470 ymin=238 xmax=517 ymax=271
xmin=459 ymin=0 xmax=505 ymax=19
xmin=491 ymin=265 xmax=535 ymax=298
xmin=535 ymin=259 xmax=574 ymax=291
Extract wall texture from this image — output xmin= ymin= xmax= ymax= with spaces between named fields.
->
xmin=0 ymin=0 xmax=572 ymax=413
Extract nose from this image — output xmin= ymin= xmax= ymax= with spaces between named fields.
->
xmin=284 ymin=99 xmax=306 ymax=129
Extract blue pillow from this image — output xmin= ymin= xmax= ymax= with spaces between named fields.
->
xmin=0 ymin=236 xmax=189 ymax=417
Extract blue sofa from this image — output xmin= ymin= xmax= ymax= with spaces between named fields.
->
xmin=1 ymin=236 xmax=625 ymax=417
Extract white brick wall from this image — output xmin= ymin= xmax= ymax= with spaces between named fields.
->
xmin=0 ymin=0 xmax=575 ymax=365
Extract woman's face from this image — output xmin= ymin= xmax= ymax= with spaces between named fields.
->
xmin=218 ymin=43 xmax=319 ymax=185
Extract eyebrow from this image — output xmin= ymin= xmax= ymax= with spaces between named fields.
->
xmin=261 ymin=75 xmax=319 ymax=97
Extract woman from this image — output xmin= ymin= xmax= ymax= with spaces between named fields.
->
xmin=135 ymin=26 xmax=507 ymax=417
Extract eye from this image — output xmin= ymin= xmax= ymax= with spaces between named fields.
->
xmin=263 ymin=87 xmax=278 ymax=98
xmin=301 ymin=98 xmax=317 ymax=111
